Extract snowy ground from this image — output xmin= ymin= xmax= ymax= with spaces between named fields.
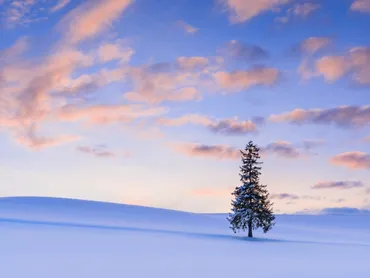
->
xmin=1 ymin=197 xmax=369 ymax=278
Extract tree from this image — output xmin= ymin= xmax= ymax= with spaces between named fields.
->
xmin=227 ymin=141 xmax=275 ymax=238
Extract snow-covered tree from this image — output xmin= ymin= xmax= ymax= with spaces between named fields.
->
xmin=228 ymin=141 xmax=275 ymax=238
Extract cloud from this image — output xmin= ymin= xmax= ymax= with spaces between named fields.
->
xmin=172 ymin=143 xmax=239 ymax=160
xmin=275 ymin=3 xmax=321 ymax=24
xmin=76 ymin=145 xmax=118 ymax=158
xmin=330 ymin=152 xmax=370 ymax=170
xmin=208 ymin=118 xmax=257 ymax=135
xmin=290 ymin=3 xmax=321 ymax=17
xmin=302 ymin=139 xmax=326 ymax=151
xmin=219 ymin=0 xmax=291 ymax=23
xmin=312 ymin=47 xmax=370 ymax=84
xmin=50 ymin=0 xmax=71 ymax=13
xmin=299 ymin=37 xmax=332 ymax=55
xmin=312 ymin=180 xmax=364 ymax=190
xmin=221 ymin=40 xmax=269 ymax=62
xmin=364 ymin=135 xmax=370 ymax=142
xmin=214 ymin=66 xmax=280 ymax=92
xmin=351 ymin=0 xmax=370 ymax=13
xmin=365 ymin=188 xmax=370 ymax=194
xmin=98 ymin=42 xmax=135 ymax=64
xmin=58 ymin=0 xmax=133 ymax=45
xmin=261 ymin=141 xmax=302 ymax=158
xmin=123 ymin=57 xmax=222 ymax=104
xmin=269 ymin=106 xmax=370 ymax=128
xmin=270 ymin=193 xmax=299 ymax=200
xmin=57 ymin=104 xmax=167 ymax=125
xmin=176 ymin=57 xmax=209 ymax=71
xmin=158 ymin=114 xmax=257 ymax=135
xmin=176 ymin=20 xmax=199 ymax=34
xmin=15 ymin=128 xmax=80 ymax=150
xmin=0 ymin=0 xmax=47 ymax=27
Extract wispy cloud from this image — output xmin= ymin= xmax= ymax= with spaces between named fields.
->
xmin=214 ymin=66 xmax=280 ymax=92
xmin=176 ymin=20 xmax=199 ymax=34
xmin=330 ymin=152 xmax=370 ymax=170
xmin=270 ymin=193 xmax=300 ymax=200
xmin=221 ymin=40 xmax=269 ymax=62
xmin=76 ymin=145 xmax=129 ymax=158
xmin=158 ymin=114 xmax=258 ymax=135
xmin=276 ymin=2 xmax=321 ymax=23
xmin=171 ymin=143 xmax=239 ymax=160
xmin=269 ymin=106 xmax=370 ymax=128
xmin=351 ymin=0 xmax=370 ymax=13
xmin=219 ymin=0 xmax=291 ymax=23
xmin=261 ymin=141 xmax=302 ymax=158
xmin=57 ymin=0 xmax=133 ymax=45
xmin=50 ymin=0 xmax=71 ymax=13
xmin=312 ymin=181 xmax=364 ymax=190
xmin=299 ymin=37 xmax=332 ymax=55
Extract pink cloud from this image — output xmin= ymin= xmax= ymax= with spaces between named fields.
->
xmin=300 ymin=37 xmax=332 ymax=54
xmin=330 ymin=152 xmax=370 ymax=170
xmin=172 ymin=143 xmax=240 ymax=160
xmin=58 ymin=0 xmax=133 ymax=45
xmin=158 ymin=114 xmax=257 ymax=135
xmin=98 ymin=42 xmax=135 ymax=64
xmin=269 ymin=106 xmax=370 ymax=128
xmin=214 ymin=67 xmax=280 ymax=92
xmin=50 ymin=0 xmax=71 ymax=13
xmin=351 ymin=0 xmax=370 ymax=13
xmin=176 ymin=57 xmax=209 ymax=71
xmin=176 ymin=20 xmax=199 ymax=34
xmin=57 ymin=104 xmax=167 ymax=125
xmin=219 ymin=0 xmax=291 ymax=23
xmin=308 ymin=46 xmax=370 ymax=84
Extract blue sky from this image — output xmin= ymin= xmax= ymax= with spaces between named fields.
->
xmin=0 ymin=0 xmax=369 ymax=213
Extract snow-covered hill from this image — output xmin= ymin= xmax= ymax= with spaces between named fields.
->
xmin=0 ymin=197 xmax=369 ymax=278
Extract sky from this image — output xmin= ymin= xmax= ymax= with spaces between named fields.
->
xmin=0 ymin=0 xmax=370 ymax=213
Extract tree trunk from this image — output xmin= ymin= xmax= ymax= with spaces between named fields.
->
xmin=248 ymin=220 xmax=253 ymax=238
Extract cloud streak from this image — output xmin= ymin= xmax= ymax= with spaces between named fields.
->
xmin=312 ymin=180 xmax=364 ymax=190
xmin=219 ymin=0 xmax=291 ymax=23
xmin=330 ymin=152 xmax=370 ymax=170
xmin=270 ymin=106 xmax=370 ymax=128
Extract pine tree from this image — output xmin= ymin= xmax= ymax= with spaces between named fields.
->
xmin=228 ymin=141 xmax=275 ymax=238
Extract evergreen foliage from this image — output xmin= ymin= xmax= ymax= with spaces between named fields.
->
xmin=228 ymin=141 xmax=275 ymax=237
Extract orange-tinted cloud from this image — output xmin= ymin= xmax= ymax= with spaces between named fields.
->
xmin=176 ymin=57 xmax=209 ymax=71
xmin=351 ymin=0 xmax=370 ymax=13
xmin=269 ymin=106 xmax=370 ymax=128
xmin=58 ymin=0 xmax=133 ymax=45
xmin=330 ymin=152 xmax=370 ymax=170
xmin=220 ymin=0 xmax=291 ymax=23
xmin=312 ymin=180 xmax=364 ymax=189
xmin=214 ymin=67 xmax=280 ymax=92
